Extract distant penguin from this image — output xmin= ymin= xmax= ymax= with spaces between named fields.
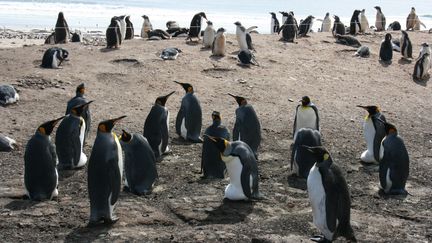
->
xmin=65 ymin=83 xmax=91 ymax=143
xmin=349 ymin=10 xmax=361 ymax=35
xmin=41 ymin=47 xmax=69 ymax=69
xmin=55 ymin=12 xmax=70 ymax=44
xmin=56 ymin=101 xmax=93 ymax=170
xmin=88 ymin=116 xmax=126 ymax=225
xmin=117 ymin=15 xmax=126 ymax=42
xmin=147 ymin=29 xmax=171 ymax=40
xmin=357 ymin=105 xmax=386 ymax=164
xmin=237 ymin=50 xmax=258 ymax=66
xmin=400 ymin=30 xmax=413 ymax=59
xmin=71 ymin=32 xmax=81 ymax=42
xmin=228 ymin=94 xmax=261 ymax=158
xmin=379 ymin=122 xmax=410 ymax=195
xmin=380 ymin=33 xmax=393 ymax=63
xmin=305 ymin=146 xmax=356 ymax=242
xmin=141 ymin=15 xmax=153 ymax=38
xmin=321 ymin=13 xmax=332 ymax=32
xmin=234 ymin=21 xmax=254 ymax=51
xmin=201 ymin=111 xmax=230 ymax=179
xmin=375 ymin=6 xmax=386 ymax=31
xmin=174 ymin=81 xmax=202 ymax=143
xmin=413 ymin=43 xmax=431 ymax=80
xmin=24 ymin=116 xmax=64 ymax=201
xmin=293 ymin=96 xmax=319 ymax=139
xmin=106 ymin=17 xmax=122 ymax=48
xmin=0 ymin=84 xmax=19 ymax=106
xmin=291 ymin=128 xmax=322 ymax=178
xmin=0 ymin=134 xmax=16 ymax=152
xmin=280 ymin=11 xmax=289 ymax=25
xmin=120 ymin=130 xmax=158 ymax=195
xmin=270 ymin=12 xmax=280 ymax=34
xmin=406 ymin=7 xmax=418 ymax=31
xmin=187 ymin=12 xmax=207 ymax=41
xmin=166 ymin=21 xmax=180 ymax=30
xmin=203 ymin=21 xmax=216 ymax=48
xmin=335 ymin=34 xmax=361 ymax=47
xmin=298 ymin=15 xmax=314 ymax=37
xmin=45 ymin=32 xmax=56 ymax=45
xmin=143 ymin=91 xmax=175 ymax=160
xmin=206 ymin=136 xmax=260 ymax=201
xmin=360 ymin=9 xmax=369 ymax=33
xmin=279 ymin=12 xmax=298 ymax=42
xmin=125 ymin=15 xmax=134 ymax=40
xmin=160 ymin=47 xmax=181 ymax=60
xmin=332 ymin=15 xmax=345 ymax=36
xmin=212 ymin=27 xmax=226 ymax=56
xmin=355 ymin=46 xmax=370 ymax=58
xmin=387 ymin=21 xmax=402 ymax=31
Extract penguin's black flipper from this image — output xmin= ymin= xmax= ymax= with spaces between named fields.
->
xmin=379 ymin=160 xmax=389 ymax=191
xmin=292 ymin=105 xmax=300 ymax=138
xmin=240 ymin=159 xmax=252 ymax=199
xmin=108 ymin=158 xmax=121 ymax=205
xmin=160 ymin=114 xmax=169 ymax=155
xmin=71 ymin=125 xmax=81 ymax=166
xmin=246 ymin=33 xmax=254 ymax=51
xmin=49 ymin=141 xmax=58 ymax=167
xmin=175 ymin=106 xmax=185 ymax=136
xmin=232 ymin=116 xmax=241 ymax=141
xmin=312 ymin=105 xmax=320 ymax=131
xmin=324 ymin=170 xmax=338 ymax=233
xmin=372 ymin=115 xmax=386 ymax=162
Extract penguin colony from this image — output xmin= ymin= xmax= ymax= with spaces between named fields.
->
xmin=2 ymin=5 xmax=429 ymax=242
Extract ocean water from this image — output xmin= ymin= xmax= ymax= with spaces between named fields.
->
xmin=0 ymin=0 xmax=431 ymax=34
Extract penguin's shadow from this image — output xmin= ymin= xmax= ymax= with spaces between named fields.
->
xmin=287 ymin=174 xmax=307 ymax=190
xmin=64 ymin=224 xmax=113 ymax=243
xmin=377 ymin=189 xmax=408 ymax=200
xmin=186 ymin=40 xmax=200 ymax=46
xmin=58 ymin=169 xmax=79 ymax=181
xmin=4 ymin=198 xmax=40 ymax=211
xmin=100 ymin=47 xmax=119 ymax=53
xmin=379 ymin=60 xmax=392 ymax=67
xmin=198 ymin=198 xmax=254 ymax=225
xmin=398 ymin=58 xmax=412 ymax=64
xmin=200 ymin=47 xmax=211 ymax=52
xmin=171 ymin=137 xmax=201 ymax=145
xmin=209 ymin=55 xmax=224 ymax=61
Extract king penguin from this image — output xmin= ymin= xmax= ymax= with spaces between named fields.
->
xmin=206 ymin=136 xmax=260 ymax=201
xmin=143 ymin=91 xmax=175 ymax=160
xmin=400 ymin=30 xmax=413 ymax=59
xmin=203 ymin=20 xmax=216 ymax=48
xmin=125 ymin=15 xmax=134 ymax=40
xmin=379 ymin=122 xmax=410 ymax=195
xmin=120 ymin=130 xmax=158 ymax=195
xmin=349 ymin=10 xmax=361 ymax=35
xmin=65 ymin=83 xmax=91 ymax=143
xmin=374 ymin=6 xmax=386 ymax=31
xmin=357 ymin=105 xmax=386 ymax=164
xmin=413 ymin=43 xmax=431 ymax=80
xmin=291 ymin=128 xmax=322 ymax=178
xmin=228 ymin=94 xmax=261 ymax=158
xmin=24 ymin=116 xmax=64 ymax=201
xmin=212 ymin=28 xmax=226 ymax=56
xmin=0 ymin=134 xmax=16 ymax=152
xmin=360 ymin=9 xmax=369 ymax=33
xmin=88 ymin=115 xmax=126 ymax=225
xmin=54 ymin=12 xmax=70 ymax=44
xmin=201 ymin=111 xmax=230 ymax=179
xmin=187 ymin=12 xmax=207 ymax=41
xmin=293 ymin=96 xmax=319 ymax=139
xmin=305 ymin=146 xmax=356 ymax=242
xmin=141 ymin=15 xmax=153 ymax=38
xmin=106 ymin=17 xmax=122 ymax=49
xmin=321 ymin=13 xmax=332 ymax=32
xmin=379 ymin=33 xmax=393 ymax=64
xmin=174 ymin=81 xmax=202 ymax=143
xmin=56 ymin=101 xmax=93 ymax=170
xmin=270 ymin=12 xmax=280 ymax=34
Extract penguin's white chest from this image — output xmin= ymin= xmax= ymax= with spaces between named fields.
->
xmin=77 ymin=117 xmax=87 ymax=167
xmin=203 ymin=27 xmax=215 ymax=47
xmin=295 ymin=107 xmax=317 ymax=136
xmin=236 ymin=29 xmax=248 ymax=51
xmin=222 ymin=155 xmax=247 ymax=200
xmin=114 ymin=133 xmax=123 ymax=181
xmin=271 ymin=18 xmax=275 ymax=33
xmin=322 ymin=18 xmax=331 ymax=32
xmin=180 ymin=118 xmax=187 ymax=139
xmin=361 ymin=117 xmax=376 ymax=163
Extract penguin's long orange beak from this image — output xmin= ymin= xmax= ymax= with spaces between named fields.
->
xmin=112 ymin=115 xmax=127 ymax=124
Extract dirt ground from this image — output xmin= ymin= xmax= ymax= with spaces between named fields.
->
xmin=0 ymin=31 xmax=431 ymax=242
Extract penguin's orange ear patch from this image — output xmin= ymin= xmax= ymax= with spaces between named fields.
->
xmin=99 ymin=124 xmax=106 ymax=133
xmin=187 ymin=87 xmax=193 ymax=93
xmin=323 ymin=153 xmax=329 ymax=161
xmin=38 ymin=127 xmax=46 ymax=135
xmin=224 ymin=139 xmax=229 ymax=149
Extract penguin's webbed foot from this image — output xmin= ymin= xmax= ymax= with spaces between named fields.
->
xmin=310 ymin=235 xmax=332 ymax=242
xmin=104 ymin=216 xmax=119 ymax=225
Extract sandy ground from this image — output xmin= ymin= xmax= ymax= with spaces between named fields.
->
xmin=0 ymin=30 xmax=431 ymax=242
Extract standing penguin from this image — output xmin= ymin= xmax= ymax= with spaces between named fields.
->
xmin=379 ymin=122 xmax=409 ymax=195
xmin=88 ymin=116 xmax=126 ymax=225
xmin=187 ymin=12 xmax=207 ymax=41
xmin=228 ymin=94 xmax=261 ymax=158
xmin=380 ymin=33 xmax=393 ymax=63
xmin=212 ymin=27 xmax=226 ymax=56
xmin=65 ymin=83 xmax=91 ymax=143
xmin=234 ymin=21 xmax=254 ymax=51
xmin=120 ymin=130 xmax=158 ymax=195
xmin=357 ymin=105 xmax=386 ymax=164
xmin=203 ymin=21 xmax=216 ymax=48
xmin=291 ymin=128 xmax=322 ymax=178
xmin=332 ymin=15 xmax=345 ymax=36
xmin=125 ymin=15 xmax=134 ymax=40
xmin=400 ymin=30 xmax=413 ymax=59
xmin=174 ymin=81 xmax=202 ymax=143
xmin=0 ymin=134 xmax=16 ymax=152
xmin=360 ymin=9 xmax=369 ymax=33
xmin=298 ymin=15 xmax=314 ymax=37
xmin=140 ymin=15 xmax=153 ymax=38
xmin=206 ymin=136 xmax=260 ymax=201
xmin=143 ymin=91 xmax=175 ymax=160
xmin=106 ymin=17 xmax=122 ymax=49
xmin=117 ymin=15 xmax=127 ymax=42
xmin=349 ymin=10 xmax=361 ymax=35
xmin=270 ymin=12 xmax=280 ymax=34
xmin=279 ymin=12 xmax=298 ymax=42
xmin=56 ymin=101 xmax=93 ymax=170
xmin=41 ymin=47 xmax=69 ymax=69
xmin=305 ymin=146 xmax=356 ymax=242
xmin=375 ymin=6 xmax=386 ymax=31
xmin=201 ymin=111 xmax=230 ymax=179
xmin=55 ymin=12 xmax=70 ymax=44
xmin=321 ymin=13 xmax=332 ymax=32
xmin=406 ymin=7 xmax=418 ymax=31
xmin=293 ymin=96 xmax=319 ymax=139
xmin=0 ymin=84 xmax=19 ymax=106
xmin=24 ymin=116 xmax=64 ymax=201
xmin=413 ymin=43 xmax=431 ymax=80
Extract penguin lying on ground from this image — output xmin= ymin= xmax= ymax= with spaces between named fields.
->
xmin=65 ymin=83 xmax=91 ymax=143
xmin=335 ymin=34 xmax=361 ymax=47
xmin=237 ymin=50 xmax=258 ymax=66
xmin=387 ymin=21 xmax=401 ymax=31
xmin=357 ymin=105 xmax=386 ymax=164
xmin=147 ymin=29 xmax=171 ymax=40
xmin=41 ymin=47 xmax=69 ymax=69
xmin=0 ymin=134 xmax=16 ymax=152
xmin=0 ymin=84 xmax=19 ymax=106
xmin=160 ymin=48 xmax=182 ymax=60
xmin=354 ymin=46 xmax=370 ymax=58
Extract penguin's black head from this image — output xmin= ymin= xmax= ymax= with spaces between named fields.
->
xmin=98 ymin=115 xmax=127 ymax=133
xmin=357 ymin=105 xmax=379 ymax=115
xmin=217 ymin=28 xmax=226 ymax=33
xmin=384 ymin=33 xmax=392 ymax=42
xmin=325 ymin=12 xmax=330 ymax=17
xmin=384 ymin=122 xmax=398 ymax=135
xmin=234 ymin=21 xmax=241 ymax=26
xmin=300 ymin=96 xmax=311 ymax=106
xmin=142 ymin=15 xmax=149 ymax=20
xmin=71 ymin=101 xmax=93 ymax=117
xmin=110 ymin=17 xmax=118 ymax=25
xmin=76 ymin=83 xmax=85 ymax=95
xmin=120 ymin=129 xmax=132 ymax=143
xmin=354 ymin=10 xmax=361 ymax=16
xmin=421 ymin=42 xmax=429 ymax=48
xmin=375 ymin=6 xmax=382 ymax=12
xmin=228 ymin=93 xmax=247 ymax=106
xmin=411 ymin=7 xmax=416 ymax=12
xmin=333 ymin=15 xmax=340 ymax=22
xmin=204 ymin=135 xmax=228 ymax=153
xmin=361 ymin=9 xmax=366 ymax=13
xmin=270 ymin=12 xmax=275 ymax=17
xmin=174 ymin=81 xmax=194 ymax=93
xmin=126 ymin=15 xmax=130 ymax=21
xmin=198 ymin=12 xmax=207 ymax=20
xmin=212 ymin=111 xmax=221 ymax=121
xmin=37 ymin=116 xmax=65 ymax=136
xmin=289 ymin=11 xmax=295 ymax=16
xmin=207 ymin=20 xmax=213 ymax=25
xmin=59 ymin=48 xmax=69 ymax=60
xmin=302 ymin=145 xmax=332 ymax=165
xmin=155 ymin=91 xmax=175 ymax=106
xmin=58 ymin=12 xmax=65 ymax=20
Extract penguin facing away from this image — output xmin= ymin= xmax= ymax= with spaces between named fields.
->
xmin=65 ymin=83 xmax=91 ymax=144
xmin=293 ymin=96 xmax=319 ymax=139
xmin=174 ymin=81 xmax=202 ymax=143
xmin=374 ymin=6 xmax=386 ymax=31
xmin=56 ymin=101 xmax=93 ymax=170
xmin=357 ymin=105 xmax=386 ymax=164
xmin=0 ymin=84 xmax=19 ymax=106
xmin=106 ymin=17 xmax=122 ymax=49
xmin=400 ymin=30 xmax=413 ymax=59
xmin=55 ymin=12 xmax=70 ymax=44
xmin=88 ymin=116 xmax=126 ymax=225
xmin=387 ymin=21 xmax=401 ymax=31
xmin=206 ymin=135 xmax=260 ymax=201
xmin=201 ymin=111 xmax=230 ymax=179
xmin=212 ymin=27 xmax=226 ymax=56
xmin=120 ymin=130 xmax=158 ymax=195
xmin=143 ymin=91 xmax=175 ymax=160
xmin=125 ymin=15 xmax=134 ymax=40
xmin=0 ymin=134 xmax=16 ymax=152
xmin=41 ymin=47 xmax=69 ymax=69
xmin=270 ymin=12 xmax=280 ymax=34
xmin=378 ymin=122 xmax=410 ymax=195
xmin=413 ymin=43 xmax=431 ymax=80
xmin=305 ymin=146 xmax=356 ymax=242
xmin=203 ymin=20 xmax=216 ymax=48
xmin=24 ymin=116 xmax=65 ymax=201
xmin=187 ymin=12 xmax=207 ymax=41
xmin=379 ymin=33 xmax=393 ymax=63
xmin=291 ymin=128 xmax=322 ymax=178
